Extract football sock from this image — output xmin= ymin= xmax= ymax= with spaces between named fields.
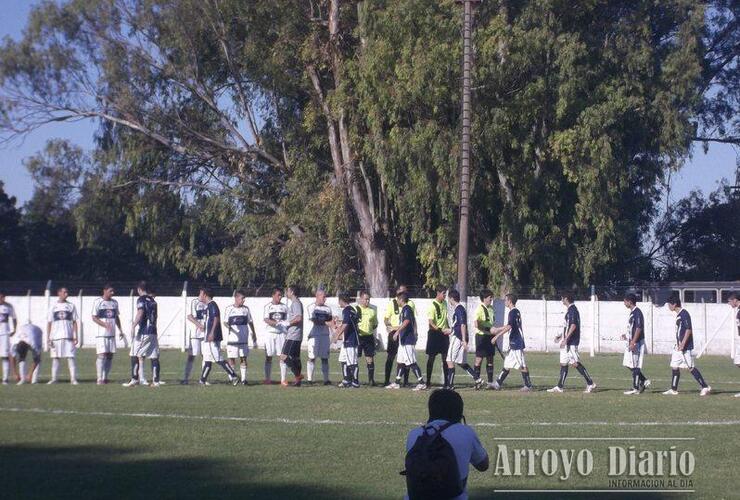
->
xmin=403 ymin=366 xmax=410 ymax=386
xmin=460 ymin=363 xmax=477 ymax=380
xmin=671 ymin=369 xmax=680 ymax=390
xmin=497 ymin=369 xmax=510 ymax=385
xmin=96 ymin=357 xmax=103 ymax=381
xmin=632 ymin=368 xmax=641 ymax=390
xmin=279 ymin=361 xmax=287 ymax=382
xmin=341 ymin=362 xmax=348 ymax=383
xmin=306 ymin=358 xmax=315 ymax=381
xmin=31 ymin=362 xmax=40 ymax=383
xmin=473 ymin=364 xmax=481 ymax=381
xmin=240 ymin=364 xmax=247 ymax=382
xmin=638 ymin=371 xmax=647 ymax=383
xmin=68 ymin=358 xmax=77 ymax=381
xmin=575 ymin=362 xmax=593 ymax=385
xmin=367 ymin=362 xmax=375 ymax=384
xmin=18 ymin=360 xmax=26 ymax=381
xmin=104 ymin=357 xmax=113 ymax=380
xmin=183 ymin=356 xmax=194 ymax=381
xmin=1 ymin=359 xmax=8 ymax=381
xmin=350 ymin=364 xmax=359 ymax=386
xmin=395 ymin=364 xmax=405 ymax=383
xmin=321 ymin=358 xmax=330 ymax=382
xmin=690 ymin=368 xmax=707 ymax=388
xmin=51 ymin=358 xmax=60 ymax=381
xmin=522 ymin=371 xmax=532 ymax=388
xmin=218 ymin=360 xmax=236 ymax=378
xmin=264 ymin=359 xmax=272 ymax=381
xmin=151 ymin=359 xmax=160 ymax=382
xmin=486 ymin=362 xmax=494 ymax=383
xmin=426 ymin=355 xmax=436 ymax=384
xmin=130 ymin=356 xmax=139 ymax=380
xmin=384 ymin=354 xmax=394 ymax=385
xmin=558 ymin=365 xmax=568 ymax=388
xmin=410 ymin=362 xmax=423 ymax=381
xmin=446 ymin=368 xmax=456 ymax=388
xmin=201 ymin=361 xmax=212 ymax=382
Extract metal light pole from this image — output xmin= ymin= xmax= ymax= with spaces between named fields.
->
xmin=455 ymin=0 xmax=480 ymax=302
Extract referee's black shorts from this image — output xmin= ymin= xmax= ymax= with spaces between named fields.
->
xmin=281 ymin=339 xmax=302 ymax=358
xmin=426 ymin=329 xmax=450 ymax=356
xmin=475 ymin=334 xmax=496 ymax=357
xmin=358 ymin=335 xmax=376 ymax=357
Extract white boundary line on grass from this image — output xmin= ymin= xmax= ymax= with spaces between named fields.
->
xmin=1 ymin=407 xmax=739 ymax=428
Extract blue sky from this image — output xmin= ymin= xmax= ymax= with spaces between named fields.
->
xmin=0 ymin=1 xmax=737 ymax=207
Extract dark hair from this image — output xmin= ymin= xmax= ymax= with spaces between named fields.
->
xmin=57 ymin=286 xmax=69 ymax=293
xmin=200 ymin=287 xmax=214 ymax=299
xmin=435 ymin=285 xmax=448 ymax=294
xmin=728 ymin=291 xmax=739 ymax=301
xmin=396 ymin=284 xmax=408 ymax=294
xmin=561 ymin=291 xmax=574 ymax=304
xmin=480 ymin=289 xmax=493 ymax=301
xmin=0 ymin=290 xmax=6 ymax=296
xmin=428 ymin=389 xmax=464 ymax=424
xmin=448 ymin=289 xmax=461 ymax=302
xmin=102 ymin=283 xmax=114 ymax=291
xmin=235 ymin=289 xmax=247 ymax=298
xmin=137 ymin=281 xmax=150 ymax=293
xmin=505 ymin=293 xmax=518 ymax=305
xmin=359 ymin=290 xmax=370 ymax=298
xmin=667 ymin=293 xmax=681 ymax=307
xmin=396 ymin=291 xmax=409 ymax=303
xmin=272 ymin=287 xmax=284 ymax=296
xmin=288 ymin=285 xmax=300 ymax=296
xmin=338 ymin=292 xmax=352 ymax=304
xmin=624 ymin=293 xmax=638 ymax=305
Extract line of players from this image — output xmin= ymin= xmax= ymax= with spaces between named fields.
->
xmin=0 ymin=285 xmax=738 ymax=395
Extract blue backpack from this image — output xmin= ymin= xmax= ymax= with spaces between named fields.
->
xmin=403 ymin=421 xmax=463 ymax=499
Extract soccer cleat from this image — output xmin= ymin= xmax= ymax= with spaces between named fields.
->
xmin=151 ymin=382 xmax=161 ymax=387
xmin=263 ymin=379 xmax=272 ymax=385
xmin=413 ymin=383 xmax=427 ymax=391
xmin=643 ymin=379 xmax=652 ymax=389
xmin=734 ymin=393 xmax=740 ymax=398
xmin=96 ymin=380 xmax=104 ymax=385
xmin=385 ymin=383 xmax=401 ymax=389
xmin=474 ymin=378 xmax=484 ymax=390
xmin=624 ymin=389 xmax=639 ymax=395
xmin=547 ymin=386 xmax=563 ymax=393
xmin=337 ymin=381 xmax=350 ymax=388
xmin=140 ymin=379 xmax=149 ymax=385
xmin=70 ymin=380 xmax=79 ymax=385
xmin=662 ymin=389 xmax=679 ymax=395
xmin=16 ymin=379 xmax=25 ymax=385
xmin=323 ymin=380 xmax=333 ymax=386
xmin=1 ymin=380 xmax=7 ymax=385
xmin=122 ymin=379 xmax=138 ymax=387
xmin=179 ymin=380 xmax=189 ymax=385
xmin=293 ymin=374 xmax=304 ymax=387
xmin=699 ymin=386 xmax=712 ymax=396
xmin=519 ymin=386 xmax=532 ymax=393
xmin=241 ymin=380 xmax=248 ymax=386
xmin=280 ymin=380 xmax=290 ymax=387
xmin=491 ymin=381 xmax=501 ymax=391
xmin=584 ymin=383 xmax=596 ymax=393
xmin=199 ymin=380 xmax=211 ymax=386
xmin=46 ymin=379 xmax=58 ymax=385
xmin=230 ymin=376 xmax=239 ymax=386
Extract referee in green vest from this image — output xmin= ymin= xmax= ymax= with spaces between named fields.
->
xmin=426 ymin=285 xmax=451 ymax=386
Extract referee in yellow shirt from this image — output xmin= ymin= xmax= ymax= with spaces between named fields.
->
xmin=474 ymin=289 xmax=500 ymax=389
xmin=427 ymin=285 xmax=451 ymax=386
xmin=356 ymin=291 xmax=379 ymax=385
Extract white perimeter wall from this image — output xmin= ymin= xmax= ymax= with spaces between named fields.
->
xmin=6 ymin=294 xmax=738 ymax=357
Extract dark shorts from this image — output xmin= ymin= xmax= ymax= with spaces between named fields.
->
xmin=15 ymin=341 xmax=30 ymax=360
xmin=358 ymin=335 xmax=376 ymax=357
xmin=386 ymin=333 xmax=399 ymax=356
xmin=426 ymin=329 xmax=450 ymax=356
xmin=282 ymin=339 xmax=302 ymax=358
xmin=475 ymin=334 xmax=496 ymax=357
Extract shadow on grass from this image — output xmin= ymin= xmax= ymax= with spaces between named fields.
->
xmin=1 ymin=444 xmax=362 ymax=499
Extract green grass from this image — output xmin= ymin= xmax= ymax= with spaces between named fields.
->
xmin=1 ymin=350 xmax=738 ymax=499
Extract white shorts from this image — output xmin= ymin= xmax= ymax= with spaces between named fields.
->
xmin=396 ymin=343 xmax=417 ymax=366
xmin=95 ymin=336 xmax=116 ymax=355
xmin=307 ymin=335 xmax=330 ymax=359
xmin=134 ymin=335 xmax=159 ymax=359
xmin=202 ymin=341 xmax=223 ymax=363
xmin=51 ymin=339 xmax=76 ymax=358
xmin=186 ymin=337 xmax=203 ymax=357
xmin=559 ymin=345 xmax=581 ymax=365
xmin=670 ymin=349 xmax=695 ymax=369
xmin=0 ymin=335 xmax=9 ymax=357
xmin=446 ymin=336 xmax=467 ymax=365
xmin=265 ymin=332 xmax=286 ymax=357
xmin=338 ymin=345 xmax=358 ymax=365
xmin=503 ymin=349 xmax=527 ymax=370
xmin=622 ymin=343 xmax=646 ymax=369
xmin=226 ymin=343 xmax=249 ymax=359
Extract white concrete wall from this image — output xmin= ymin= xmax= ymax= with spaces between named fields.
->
xmin=6 ymin=294 xmax=737 ymax=357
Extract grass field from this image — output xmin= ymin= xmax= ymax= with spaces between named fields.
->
xmin=1 ymin=349 xmax=738 ymax=499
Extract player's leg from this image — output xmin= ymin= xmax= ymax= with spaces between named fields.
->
xmin=49 ymin=356 xmax=60 ymax=384
xmin=689 ymin=365 xmax=710 ymax=394
xmin=139 ymin=356 xmax=148 ymax=385
xmin=67 ymin=357 xmax=78 ymax=385
xmin=123 ymin=354 xmax=140 ymax=386
xmin=276 ymin=334 xmax=288 ymax=385
xmin=239 ymin=355 xmax=248 ymax=384
xmin=264 ymin=333 xmax=274 ymax=384
xmin=200 ymin=360 xmax=213 ymax=384
xmin=183 ymin=354 xmax=195 ymax=384
xmin=96 ymin=354 xmax=105 ymax=384
xmin=14 ymin=342 xmax=27 ymax=385
xmin=151 ymin=356 xmax=161 ymax=385
xmin=1 ymin=357 xmax=8 ymax=384
xmin=425 ymin=353 xmax=437 ymax=386
xmin=366 ymin=354 xmax=375 ymax=386
xmin=485 ymin=355 xmax=495 ymax=386
xmin=473 ymin=355 xmax=482 ymax=382
xmin=384 ymin=334 xmax=398 ymax=386
xmin=30 ymin=349 xmax=41 ymax=384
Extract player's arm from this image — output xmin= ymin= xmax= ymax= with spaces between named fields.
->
xmin=264 ymin=311 xmax=278 ymax=327
xmin=678 ymin=327 xmax=692 ymax=351
xmin=333 ymin=322 xmax=347 ymax=343
xmin=473 ymin=455 xmax=490 ymax=472
xmin=490 ymin=324 xmax=511 ymax=339
xmin=395 ymin=319 xmax=409 ymax=340
xmin=461 ymin=323 xmax=468 ymax=345
xmin=9 ymin=310 xmax=16 ymax=336
xmin=384 ymin=306 xmax=396 ymax=333
xmin=131 ymin=309 xmax=144 ymax=336
xmin=288 ymin=311 xmax=302 ymax=327
xmin=248 ymin=320 xmax=257 ymax=345
xmin=46 ymin=321 xmax=52 ymax=347
xmin=72 ymin=320 xmax=79 ymax=344
xmin=561 ymin=322 xmax=576 ymax=345
xmin=629 ymin=324 xmax=642 ymax=351
xmin=207 ymin=311 xmax=219 ymax=341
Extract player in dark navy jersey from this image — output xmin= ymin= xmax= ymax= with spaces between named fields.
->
xmin=548 ymin=292 xmax=595 ymax=393
xmin=385 ymin=291 xmax=426 ymax=390
xmin=444 ymin=290 xmax=483 ymax=390
xmin=198 ymin=287 xmax=238 ymax=385
xmin=124 ymin=282 xmax=161 ymax=387
xmin=621 ymin=293 xmax=650 ymax=395
xmin=490 ymin=294 xmax=532 ymax=391
xmin=662 ymin=295 xmax=711 ymax=396
xmin=333 ymin=293 xmax=361 ymax=388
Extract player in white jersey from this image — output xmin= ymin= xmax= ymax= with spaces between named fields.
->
xmin=728 ymin=292 xmax=740 ymax=397
xmin=307 ymin=289 xmax=334 ymax=385
xmin=181 ymin=295 xmax=208 ymax=384
xmin=91 ymin=284 xmax=125 ymax=384
xmin=0 ymin=291 xmax=17 ymax=384
xmin=224 ymin=289 xmax=257 ymax=385
xmin=263 ymin=287 xmax=289 ymax=385
xmin=47 ymin=287 xmax=79 ymax=384
xmin=11 ymin=322 xmax=43 ymax=384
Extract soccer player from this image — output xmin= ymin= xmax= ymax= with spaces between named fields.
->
xmin=198 ymin=287 xmax=238 ymax=385
xmin=0 ymin=291 xmax=17 ymax=384
xmin=181 ymin=293 xmax=208 ymax=384
xmin=123 ymin=281 xmax=161 ymax=387
xmin=263 ymin=287 xmax=289 ymax=385
xmin=729 ymin=292 xmax=740 ymax=397
xmin=334 ymin=292 xmax=361 ymax=388
xmin=621 ymin=293 xmax=651 ymax=395
xmin=444 ymin=290 xmax=483 ymax=390
xmin=91 ymin=284 xmax=124 ymax=385
xmin=473 ymin=289 xmax=497 ymax=389
xmin=386 ymin=291 xmax=426 ymax=390
xmin=356 ymin=290 xmax=379 ymax=385
xmin=280 ymin=285 xmax=304 ymax=386
xmin=224 ymin=289 xmax=257 ymax=385
xmin=426 ymin=285 xmax=450 ymax=387
xmin=490 ymin=294 xmax=533 ymax=392
xmin=47 ymin=287 xmax=79 ymax=385
xmin=547 ymin=292 xmax=596 ymax=393
xmin=383 ymin=285 xmax=414 ymax=386
xmin=306 ymin=289 xmax=333 ymax=385
xmin=12 ymin=322 xmax=43 ymax=384
xmin=662 ymin=295 xmax=711 ymax=396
